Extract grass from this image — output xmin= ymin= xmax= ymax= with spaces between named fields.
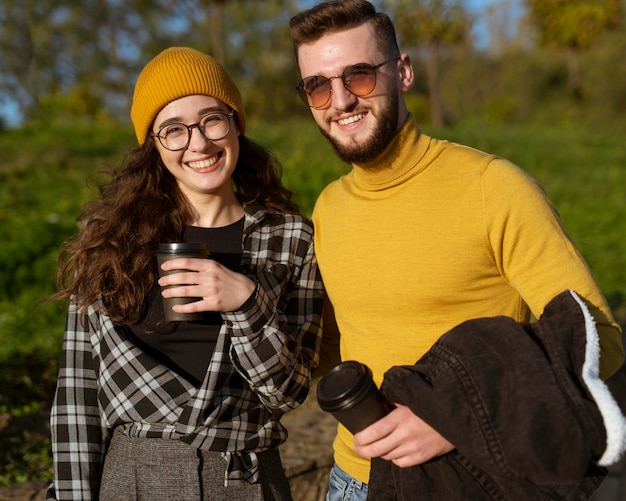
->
xmin=0 ymin=118 xmax=624 ymax=488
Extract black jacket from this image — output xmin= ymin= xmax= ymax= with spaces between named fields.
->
xmin=368 ymin=291 xmax=626 ymax=500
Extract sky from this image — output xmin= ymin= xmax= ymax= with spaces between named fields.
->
xmin=465 ymin=0 xmax=500 ymax=9
xmin=1 ymin=0 xmax=517 ymax=129
xmin=2 ymin=102 xmax=21 ymax=129
xmin=464 ymin=0 xmax=521 ymax=49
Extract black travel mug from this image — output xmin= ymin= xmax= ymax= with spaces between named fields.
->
xmin=316 ymin=361 xmax=394 ymax=434
xmin=156 ymin=242 xmax=210 ymax=321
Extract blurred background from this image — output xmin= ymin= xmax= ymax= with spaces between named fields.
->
xmin=2 ymin=0 xmax=626 ymax=129
xmin=1 ymin=0 xmax=625 ymax=494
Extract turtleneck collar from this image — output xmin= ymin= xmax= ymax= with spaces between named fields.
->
xmin=351 ymin=113 xmax=429 ymax=191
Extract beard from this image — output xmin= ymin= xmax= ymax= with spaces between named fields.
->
xmin=319 ymin=88 xmax=399 ymax=167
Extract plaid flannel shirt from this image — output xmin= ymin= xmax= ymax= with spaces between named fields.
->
xmin=47 ymin=205 xmax=324 ymax=500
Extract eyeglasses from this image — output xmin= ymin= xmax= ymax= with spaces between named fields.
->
xmin=151 ymin=109 xmax=234 ymax=151
xmin=296 ymin=58 xmax=399 ymax=109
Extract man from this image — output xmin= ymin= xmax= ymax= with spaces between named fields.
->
xmin=289 ymin=1 xmax=624 ymax=500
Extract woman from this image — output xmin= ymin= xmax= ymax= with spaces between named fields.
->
xmin=46 ymin=47 xmax=323 ymax=500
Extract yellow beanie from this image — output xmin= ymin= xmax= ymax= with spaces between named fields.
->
xmin=130 ymin=47 xmax=245 ymax=145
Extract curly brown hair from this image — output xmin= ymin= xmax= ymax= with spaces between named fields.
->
xmin=53 ymin=135 xmax=298 ymax=325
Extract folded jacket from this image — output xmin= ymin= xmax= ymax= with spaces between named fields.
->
xmin=368 ymin=290 xmax=626 ymax=500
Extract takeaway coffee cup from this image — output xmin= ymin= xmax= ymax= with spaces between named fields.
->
xmin=316 ymin=361 xmax=393 ymax=434
xmin=156 ymin=242 xmax=209 ymax=322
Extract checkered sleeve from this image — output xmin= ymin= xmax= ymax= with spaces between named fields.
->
xmin=224 ymin=215 xmax=323 ymax=412
xmin=49 ymin=301 xmax=109 ymax=501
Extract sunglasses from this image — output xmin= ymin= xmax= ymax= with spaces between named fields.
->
xmin=296 ymin=57 xmax=399 ymax=109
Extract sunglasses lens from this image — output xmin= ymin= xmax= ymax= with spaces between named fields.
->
xmin=344 ymin=65 xmax=377 ymax=96
xmin=300 ymin=76 xmax=331 ymax=108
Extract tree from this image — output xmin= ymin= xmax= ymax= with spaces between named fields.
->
xmin=484 ymin=0 xmax=531 ymax=54
xmin=0 ymin=0 xmax=184 ymax=123
xmin=0 ymin=0 xmax=301 ymax=126
xmin=526 ymin=0 xmax=622 ymax=98
xmin=387 ymin=0 xmax=470 ymax=127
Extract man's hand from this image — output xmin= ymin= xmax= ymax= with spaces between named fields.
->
xmin=352 ymin=404 xmax=454 ymax=467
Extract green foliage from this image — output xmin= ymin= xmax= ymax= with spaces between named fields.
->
xmin=246 ymin=117 xmax=350 ymax=216
xmin=579 ymin=27 xmax=626 ymax=129
xmin=0 ymin=0 xmax=307 ymax=125
xmin=0 ymin=356 xmax=57 ymax=487
xmin=0 ymin=124 xmax=134 ymax=360
xmin=1 ymin=119 xmax=625 ymax=488
xmin=405 ymin=92 xmax=432 ymax=124
xmin=0 ymin=123 xmax=135 ymax=488
xmin=393 ymin=0 xmax=469 ymax=46
xmin=526 ymin=0 xmax=622 ymax=49
xmin=525 ymin=0 xmax=623 ymax=96
xmin=3 ymin=0 xmax=626 ymax=131
xmin=481 ymin=96 xmax=518 ymax=125
xmin=390 ymin=0 xmax=471 ymax=126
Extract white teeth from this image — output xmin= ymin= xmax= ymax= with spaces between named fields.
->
xmin=188 ymin=156 xmax=218 ymax=170
xmin=338 ymin=113 xmax=365 ymax=126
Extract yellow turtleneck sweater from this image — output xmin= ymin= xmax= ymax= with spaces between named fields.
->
xmin=312 ymin=114 xmax=623 ymax=484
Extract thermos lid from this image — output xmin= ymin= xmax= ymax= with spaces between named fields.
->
xmin=316 ymin=361 xmax=375 ymax=413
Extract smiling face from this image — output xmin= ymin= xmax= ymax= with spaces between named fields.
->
xmin=152 ymin=95 xmax=240 ymax=205
xmin=296 ymin=22 xmax=413 ymax=166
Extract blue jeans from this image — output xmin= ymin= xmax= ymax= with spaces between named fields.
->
xmin=326 ymin=463 xmax=368 ymax=501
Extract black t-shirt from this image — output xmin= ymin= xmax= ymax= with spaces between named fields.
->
xmin=127 ymin=219 xmax=244 ymax=386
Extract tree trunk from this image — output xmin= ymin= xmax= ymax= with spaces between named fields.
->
xmin=209 ymin=1 xmax=225 ymax=64
xmin=565 ymin=45 xmax=582 ymax=100
xmin=426 ymin=41 xmax=445 ymax=127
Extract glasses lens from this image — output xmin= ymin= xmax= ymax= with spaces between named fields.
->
xmin=344 ymin=64 xmax=377 ymax=97
xmin=160 ymin=124 xmax=189 ymax=151
xmin=300 ymin=76 xmax=331 ymax=108
xmin=199 ymin=113 xmax=230 ymax=141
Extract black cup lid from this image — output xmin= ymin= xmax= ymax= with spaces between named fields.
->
xmin=316 ymin=361 xmax=374 ymax=412
xmin=156 ymin=242 xmax=209 ymax=255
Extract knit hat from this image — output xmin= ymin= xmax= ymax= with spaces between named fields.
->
xmin=130 ymin=47 xmax=245 ymax=145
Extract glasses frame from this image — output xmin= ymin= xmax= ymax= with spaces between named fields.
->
xmin=296 ymin=57 xmax=399 ymax=109
xmin=151 ymin=109 xmax=235 ymax=151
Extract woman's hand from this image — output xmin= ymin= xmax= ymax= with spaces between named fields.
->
xmin=158 ymin=257 xmax=256 ymax=313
